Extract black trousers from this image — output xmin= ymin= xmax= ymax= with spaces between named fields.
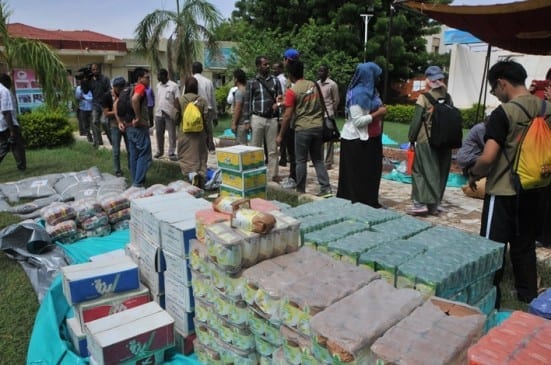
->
xmin=0 ymin=127 xmax=26 ymax=171
xmin=480 ymin=191 xmax=543 ymax=307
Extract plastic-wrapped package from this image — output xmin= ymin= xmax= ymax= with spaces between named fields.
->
xmin=41 ymin=202 xmax=76 ymax=226
xmin=46 ymin=220 xmax=78 ymax=243
xmin=71 ymin=198 xmax=102 ymax=222
xmin=111 ymin=219 xmax=129 ymax=232
xmin=189 ymin=239 xmax=211 ymax=275
xmin=108 ymin=207 xmax=131 ymax=224
xmin=280 ymin=325 xmax=314 ymax=365
xmin=195 ymin=208 xmax=230 ymax=242
xmin=280 ymin=261 xmax=380 ymax=336
xmin=371 ymin=297 xmax=486 ymax=365
xmin=168 ymin=180 xmax=203 ymax=197
xmin=309 ymin=280 xmax=424 ymax=365
xmin=145 ymin=184 xmax=175 ymax=196
xmin=248 ymin=307 xmax=283 ymax=346
xmin=205 ymin=223 xmax=243 ymax=274
xmin=371 ymin=214 xmax=432 ymax=239
xmin=121 ymin=186 xmax=147 ymax=200
xmin=270 ymin=210 xmax=301 ymax=254
xmin=242 ymin=248 xmax=334 ymax=321
xmin=82 ymin=224 xmax=111 ymax=238
xmin=79 ymin=211 xmax=108 ymax=230
xmin=7 ymin=194 xmax=63 ymax=215
xmin=232 ymin=208 xmax=276 ymax=235
xmin=99 ymin=194 xmax=130 ymax=215
xmin=327 ymin=230 xmax=390 ymax=266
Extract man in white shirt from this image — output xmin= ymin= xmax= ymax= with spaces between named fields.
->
xmin=317 ymin=64 xmax=340 ymax=170
xmin=191 ymin=62 xmax=218 ymax=151
xmin=154 ymin=68 xmax=180 ymax=160
xmin=0 ymin=73 xmax=26 ymax=171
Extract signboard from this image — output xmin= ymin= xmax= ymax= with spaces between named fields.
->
xmin=204 ymin=47 xmax=236 ymax=69
xmin=13 ymin=68 xmax=44 ymax=113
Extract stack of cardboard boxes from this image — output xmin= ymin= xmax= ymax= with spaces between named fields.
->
xmin=217 ymin=145 xmax=267 ymax=199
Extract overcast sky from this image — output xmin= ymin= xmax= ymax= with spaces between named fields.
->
xmin=7 ymin=0 xmax=519 ymax=39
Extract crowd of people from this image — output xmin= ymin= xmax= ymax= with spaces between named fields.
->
xmin=3 ymin=51 xmax=550 ymax=310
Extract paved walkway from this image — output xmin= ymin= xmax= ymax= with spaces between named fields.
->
xmin=86 ymin=130 xmax=551 ymax=264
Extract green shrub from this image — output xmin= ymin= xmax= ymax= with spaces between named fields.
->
xmin=386 ymin=104 xmax=415 ymax=124
xmin=460 ymin=104 xmax=486 ymax=129
xmin=20 ymin=107 xmax=74 ymax=149
xmin=387 ymin=103 xmax=486 ymax=129
xmin=216 ymin=83 xmax=232 ymax=117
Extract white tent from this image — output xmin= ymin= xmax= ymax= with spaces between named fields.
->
xmin=448 ymin=44 xmax=551 ymax=109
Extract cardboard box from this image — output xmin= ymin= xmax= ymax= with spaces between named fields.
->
xmin=165 ymin=295 xmax=196 ymax=335
xmin=85 ymin=302 xmax=174 ymax=365
xmin=220 ymin=184 xmax=267 ymax=200
xmin=61 ymin=256 xmax=140 ymax=305
xmin=142 ymin=199 xmax=211 ymax=245
xmin=75 ymin=285 xmax=151 ymax=331
xmin=163 ymin=249 xmax=192 ymax=286
xmin=139 ymin=260 xmax=165 ymax=295
xmin=164 ymin=275 xmax=194 ymax=313
xmin=216 ymin=145 xmax=265 ymax=171
xmin=221 ymin=166 xmax=267 ymax=190
xmin=89 ymin=249 xmax=126 ymax=262
xmin=66 ymin=316 xmax=89 ymax=358
xmin=137 ymin=234 xmax=165 ymax=272
xmin=160 ymin=218 xmax=197 ymax=257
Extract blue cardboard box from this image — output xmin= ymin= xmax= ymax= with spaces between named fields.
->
xmin=61 ymin=256 xmax=140 ymax=305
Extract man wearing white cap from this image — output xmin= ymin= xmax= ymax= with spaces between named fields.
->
xmin=407 ymin=65 xmax=455 ymax=216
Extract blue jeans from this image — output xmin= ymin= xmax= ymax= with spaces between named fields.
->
xmin=111 ymin=126 xmax=129 ymax=174
xmin=126 ymin=126 xmax=152 ymax=187
xmin=294 ymin=127 xmax=330 ymax=193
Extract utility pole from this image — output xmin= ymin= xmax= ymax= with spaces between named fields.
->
xmin=360 ymin=11 xmax=374 ymax=62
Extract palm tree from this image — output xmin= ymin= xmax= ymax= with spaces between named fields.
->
xmin=0 ymin=1 xmax=72 ymax=108
xmin=134 ymin=0 xmax=223 ymax=82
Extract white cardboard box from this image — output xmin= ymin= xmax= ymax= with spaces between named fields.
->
xmin=66 ymin=316 xmax=89 ymax=358
xmin=163 ymin=249 xmax=192 ymax=286
xmin=160 ymin=218 xmax=197 ymax=257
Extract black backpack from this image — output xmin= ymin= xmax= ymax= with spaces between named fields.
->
xmin=423 ymin=92 xmax=463 ymax=149
xmin=116 ymin=87 xmax=135 ymax=123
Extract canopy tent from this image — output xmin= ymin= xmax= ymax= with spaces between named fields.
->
xmin=398 ymin=0 xmax=551 ymax=56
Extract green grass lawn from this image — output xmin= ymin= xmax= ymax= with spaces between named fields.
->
xmin=0 ymin=116 xmax=545 ymax=364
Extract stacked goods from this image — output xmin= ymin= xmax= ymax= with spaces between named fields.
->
xmin=309 ymin=280 xmax=424 ymax=364
xmin=205 ymin=203 xmax=298 ymax=273
xmin=85 ymin=302 xmax=174 ymax=364
xmin=289 ymin=199 xmax=503 ymax=320
xmin=41 ymin=202 xmax=78 ymax=243
xmin=359 ymin=240 xmax=428 ymax=286
xmin=129 ymin=192 xmax=210 ymax=339
xmin=190 ymin=239 xmax=259 ymax=364
xmin=72 ymin=198 xmax=111 ymax=239
xmin=216 ymin=145 xmax=267 ymax=199
xmin=60 ymin=255 xmax=150 ymax=358
xmin=371 ymin=297 xmax=486 ymax=364
xmin=398 ymin=226 xmax=504 ymax=313
xmin=468 ymin=311 xmax=551 ymax=364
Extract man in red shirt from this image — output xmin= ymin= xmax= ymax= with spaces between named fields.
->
xmin=127 ymin=67 xmax=153 ymax=187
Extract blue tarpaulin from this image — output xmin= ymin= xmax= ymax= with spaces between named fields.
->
xmin=26 ymin=229 xmax=202 ymax=365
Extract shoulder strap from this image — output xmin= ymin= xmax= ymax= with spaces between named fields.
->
xmin=314 ymin=81 xmax=329 ymax=118
xmin=423 ymin=92 xmax=437 ymax=106
xmin=256 ymin=77 xmax=276 ymax=102
xmin=510 ymin=100 xmax=533 ymax=121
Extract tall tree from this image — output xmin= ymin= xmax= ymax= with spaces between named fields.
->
xmin=227 ymin=0 xmax=444 ymax=101
xmin=0 ymin=1 xmax=72 ymax=108
xmin=134 ymin=0 xmax=223 ymax=82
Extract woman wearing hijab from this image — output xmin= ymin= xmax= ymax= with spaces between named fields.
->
xmin=407 ymin=65 xmax=453 ymax=216
xmin=337 ymin=62 xmax=387 ymax=207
